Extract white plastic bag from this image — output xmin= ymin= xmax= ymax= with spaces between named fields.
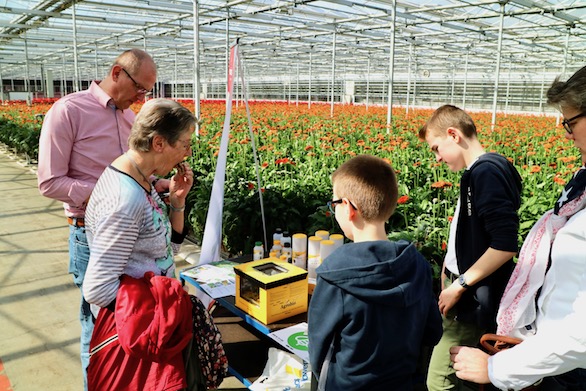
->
xmin=249 ymin=347 xmax=312 ymax=391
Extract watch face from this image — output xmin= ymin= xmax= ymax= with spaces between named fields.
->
xmin=458 ymin=275 xmax=467 ymax=287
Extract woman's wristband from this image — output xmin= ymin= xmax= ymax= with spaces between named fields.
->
xmin=169 ymin=203 xmax=185 ymax=212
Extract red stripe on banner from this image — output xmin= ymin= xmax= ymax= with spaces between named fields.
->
xmin=0 ymin=358 xmax=13 ymax=391
xmin=228 ymin=45 xmax=236 ymax=95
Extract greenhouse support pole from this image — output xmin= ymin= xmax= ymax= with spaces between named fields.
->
xmin=406 ymin=44 xmax=413 ymax=116
xmin=308 ymin=50 xmax=312 ymax=109
xmin=94 ymin=43 xmax=99 ymax=80
xmin=490 ymin=2 xmax=505 ymax=131
xmin=40 ymin=63 xmax=46 ymax=97
xmin=24 ymin=33 xmax=30 ymax=103
xmin=558 ymin=27 xmax=571 ymax=125
xmin=296 ymin=62 xmax=299 ymax=106
xmin=235 ymin=56 xmax=239 ymax=107
xmin=412 ymin=63 xmax=417 ymax=108
xmin=72 ymin=1 xmax=80 ymax=92
xmin=61 ymin=54 xmax=65 ymax=96
xmin=463 ymin=51 xmax=469 ymax=108
xmin=505 ymin=61 xmax=511 ymax=115
xmin=386 ymin=0 xmax=397 ymax=133
xmin=0 ymin=64 xmax=3 ymax=103
xmin=225 ymin=7 xmax=230 ymax=99
xmin=173 ymin=49 xmax=178 ymax=100
xmin=330 ymin=31 xmax=336 ymax=118
xmin=366 ymin=55 xmax=370 ymax=110
xmin=539 ymin=67 xmax=546 ymax=113
xmin=450 ymin=65 xmax=455 ymax=105
xmin=193 ymin=0 xmax=201 ymax=136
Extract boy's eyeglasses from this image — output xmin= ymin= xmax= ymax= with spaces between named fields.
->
xmin=121 ymin=68 xmax=152 ymax=95
xmin=561 ymin=112 xmax=586 ymax=134
xmin=327 ymin=199 xmax=357 ymax=214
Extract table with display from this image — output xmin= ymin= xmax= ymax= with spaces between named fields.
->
xmin=179 ymin=264 xmax=310 ymax=389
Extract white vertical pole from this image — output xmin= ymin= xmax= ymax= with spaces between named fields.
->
xmin=296 ymin=62 xmax=299 ymax=106
xmin=557 ymin=27 xmax=571 ymax=124
xmin=174 ymin=49 xmax=178 ymax=100
xmin=308 ymin=50 xmax=312 ymax=109
xmin=24 ymin=33 xmax=30 ymax=100
xmin=366 ymin=56 xmax=370 ymax=110
xmin=330 ymin=31 xmax=336 ymax=117
xmin=450 ymin=65 xmax=456 ymax=105
xmin=539 ymin=67 xmax=546 ymax=113
xmin=406 ymin=44 xmax=412 ymax=115
xmin=72 ymin=1 xmax=80 ymax=92
xmin=193 ymin=0 xmax=201 ymax=135
xmin=226 ymin=8 xmax=230 ymax=99
xmin=386 ymin=0 xmax=397 ymax=132
xmin=505 ymin=61 xmax=511 ymax=115
xmin=462 ymin=51 xmax=469 ymax=108
xmin=94 ymin=43 xmax=99 ymax=80
xmin=491 ymin=2 xmax=505 ymax=130
xmin=61 ymin=54 xmax=65 ymax=96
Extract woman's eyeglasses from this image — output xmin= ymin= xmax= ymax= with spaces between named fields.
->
xmin=327 ymin=199 xmax=357 ymax=214
xmin=561 ymin=112 xmax=586 ymax=134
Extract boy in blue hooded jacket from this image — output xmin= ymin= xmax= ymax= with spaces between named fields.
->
xmin=308 ymin=154 xmax=443 ymax=390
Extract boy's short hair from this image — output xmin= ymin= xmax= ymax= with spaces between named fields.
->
xmin=332 ymin=155 xmax=398 ymax=222
xmin=418 ymin=104 xmax=477 ymax=140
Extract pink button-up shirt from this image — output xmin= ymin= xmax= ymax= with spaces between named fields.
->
xmin=37 ymin=81 xmax=135 ymax=217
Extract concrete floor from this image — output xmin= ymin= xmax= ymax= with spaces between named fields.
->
xmin=0 ymin=148 xmax=247 ymax=390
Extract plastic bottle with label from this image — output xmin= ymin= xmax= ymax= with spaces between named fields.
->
xmin=281 ymin=231 xmax=292 ymax=248
xmin=315 ymin=230 xmax=330 ymax=241
xmin=253 ymin=241 xmax=264 ymax=261
xmin=273 ymin=228 xmax=283 ymax=247
xmin=329 ymin=233 xmax=344 ymax=251
xmin=281 ymin=242 xmax=292 ymax=263
xmin=307 ymin=235 xmax=323 ymax=281
xmin=270 ymin=239 xmax=282 ymax=258
xmin=292 ymin=233 xmax=308 ymax=270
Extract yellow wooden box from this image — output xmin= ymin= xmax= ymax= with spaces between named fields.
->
xmin=234 ymin=259 xmax=308 ymax=324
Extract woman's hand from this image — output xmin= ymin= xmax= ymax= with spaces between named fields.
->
xmin=450 ymin=346 xmax=491 ymax=384
xmin=168 ymin=162 xmax=194 ymax=209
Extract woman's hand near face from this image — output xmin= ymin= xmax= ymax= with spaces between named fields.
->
xmin=169 ymin=162 xmax=194 ymax=207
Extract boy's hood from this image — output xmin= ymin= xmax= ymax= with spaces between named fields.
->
xmin=316 ymin=240 xmax=433 ymax=308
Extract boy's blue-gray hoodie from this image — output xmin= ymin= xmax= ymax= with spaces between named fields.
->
xmin=308 ymin=240 xmax=442 ymax=391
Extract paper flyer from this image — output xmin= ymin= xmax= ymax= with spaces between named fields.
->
xmin=182 ymin=260 xmax=238 ymax=298
xmin=268 ymin=322 xmax=310 ymax=363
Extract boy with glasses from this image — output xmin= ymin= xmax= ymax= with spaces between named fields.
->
xmin=308 ymin=154 xmax=442 ymax=390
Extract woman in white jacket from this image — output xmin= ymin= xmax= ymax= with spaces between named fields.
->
xmin=449 ymin=66 xmax=586 ymax=390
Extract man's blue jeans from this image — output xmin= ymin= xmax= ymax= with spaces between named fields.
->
xmin=68 ymin=224 xmax=93 ymax=391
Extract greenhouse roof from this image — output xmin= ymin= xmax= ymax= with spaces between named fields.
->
xmin=1 ymin=0 xmax=586 ymax=83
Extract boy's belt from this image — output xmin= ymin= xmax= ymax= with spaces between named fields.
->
xmin=67 ymin=217 xmax=85 ymax=227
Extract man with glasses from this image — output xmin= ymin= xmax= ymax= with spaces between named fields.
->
xmin=37 ymin=48 xmax=159 ymax=390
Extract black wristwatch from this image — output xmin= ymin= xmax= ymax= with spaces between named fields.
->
xmin=458 ymin=274 xmax=470 ymax=289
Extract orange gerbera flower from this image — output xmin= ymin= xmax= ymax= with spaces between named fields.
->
xmin=431 ymin=181 xmax=453 ymax=189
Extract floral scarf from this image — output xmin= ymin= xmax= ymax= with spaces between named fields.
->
xmin=497 ymin=167 xmax=586 ymax=337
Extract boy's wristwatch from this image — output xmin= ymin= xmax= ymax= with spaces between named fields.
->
xmin=458 ymin=274 xmax=470 ymax=289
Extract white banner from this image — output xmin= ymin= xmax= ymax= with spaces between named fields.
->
xmin=199 ymin=42 xmax=238 ymax=264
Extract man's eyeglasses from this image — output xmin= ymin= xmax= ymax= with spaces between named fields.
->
xmin=327 ymin=199 xmax=357 ymax=214
xmin=121 ymin=68 xmax=152 ymax=95
xmin=561 ymin=112 xmax=586 ymax=134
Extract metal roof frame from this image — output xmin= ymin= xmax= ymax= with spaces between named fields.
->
xmin=1 ymin=0 xmax=586 ymax=91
